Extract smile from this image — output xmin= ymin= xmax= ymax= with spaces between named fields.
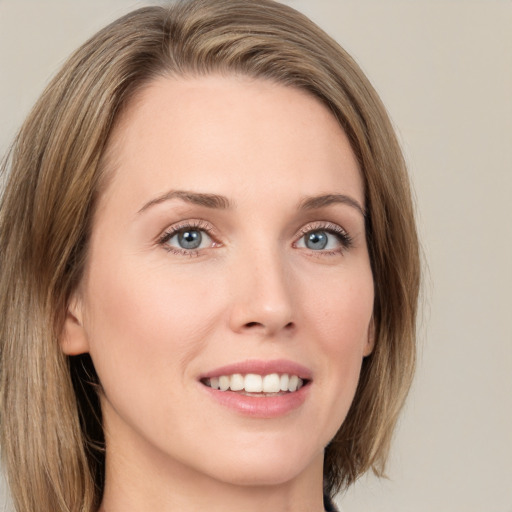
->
xmin=199 ymin=360 xmax=312 ymax=417
xmin=202 ymin=373 xmax=306 ymax=394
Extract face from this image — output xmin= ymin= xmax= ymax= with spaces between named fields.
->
xmin=62 ymin=75 xmax=374 ymax=490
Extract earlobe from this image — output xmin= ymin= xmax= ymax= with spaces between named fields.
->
xmin=363 ymin=317 xmax=375 ymax=357
xmin=60 ymin=295 xmax=90 ymax=355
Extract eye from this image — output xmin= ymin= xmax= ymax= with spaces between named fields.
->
xmin=303 ymin=231 xmax=331 ymax=250
xmin=158 ymin=221 xmax=217 ymax=254
xmin=294 ymin=223 xmax=353 ymax=254
xmin=172 ymin=229 xmax=210 ymax=250
xmin=297 ymin=230 xmax=339 ymax=251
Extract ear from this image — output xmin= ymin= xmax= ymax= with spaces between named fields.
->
xmin=59 ymin=294 xmax=90 ymax=355
xmin=363 ymin=317 xmax=375 ymax=357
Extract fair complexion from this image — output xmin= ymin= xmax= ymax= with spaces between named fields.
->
xmin=61 ymin=75 xmax=374 ymax=512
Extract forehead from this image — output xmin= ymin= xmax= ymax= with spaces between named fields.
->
xmin=99 ymin=74 xmax=364 ymax=211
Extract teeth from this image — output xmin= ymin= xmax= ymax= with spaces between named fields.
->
xmin=244 ymin=373 xmax=263 ymax=393
xmin=262 ymin=373 xmax=280 ymax=393
xmin=230 ymin=373 xmax=244 ymax=391
xmin=205 ymin=373 xmax=305 ymax=393
xmin=279 ymin=374 xmax=289 ymax=391
xmin=219 ymin=375 xmax=230 ymax=391
xmin=244 ymin=373 xmax=263 ymax=392
xmin=288 ymin=375 xmax=299 ymax=392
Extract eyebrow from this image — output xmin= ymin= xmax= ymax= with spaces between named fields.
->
xmin=298 ymin=194 xmax=366 ymax=217
xmin=138 ymin=190 xmax=365 ymax=217
xmin=138 ymin=190 xmax=232 ymax=214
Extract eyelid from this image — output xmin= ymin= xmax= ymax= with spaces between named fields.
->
xmin=157 ymin=219 xmax=220 ymax=255
xmin=156 ymin=219 xmax=353 ymax=256
xmin=295 ymin=221 xmax=348 ymax=238
xmin=293 ymin=221 xmax=354 ymax=252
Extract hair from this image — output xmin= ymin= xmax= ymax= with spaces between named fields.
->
xmin=0 ymin=1 xmax=420 ymax=511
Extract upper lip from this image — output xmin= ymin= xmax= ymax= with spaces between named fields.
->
xmin=199 ymin=359 xmax=313 ymax=381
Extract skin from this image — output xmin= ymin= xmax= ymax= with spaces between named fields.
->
xmin=61 ymin=75 xmax=374 ymax=512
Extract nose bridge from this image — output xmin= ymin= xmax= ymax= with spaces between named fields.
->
xmin=228 ymin=238 xmax=295 ymax=335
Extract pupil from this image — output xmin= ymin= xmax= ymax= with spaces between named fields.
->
xmin=178 ymin=230 xmax=202 ymax=249
xmin=306 ymin=231 xmax=328 ymax=250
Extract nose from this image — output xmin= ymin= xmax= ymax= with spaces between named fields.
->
xmin=228 ymin=246 xmax=295 ymax=337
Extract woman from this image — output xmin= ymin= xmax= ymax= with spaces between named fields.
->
xmin=0 ymin=1 xmax=420 ymax=511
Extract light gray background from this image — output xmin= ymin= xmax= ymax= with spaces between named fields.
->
xmin=1 ymin=1 xmax=511 ymax=511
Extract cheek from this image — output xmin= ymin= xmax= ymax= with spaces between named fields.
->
xmin=81 ymin=255 xmax=222 ymax=392
xmin=297 ymin=265 xmax=374 ymax=431
xmin=80 ymin=257 xmax=230 ymax=447
xmin=302 ymin=264 xmax=374 ymax=352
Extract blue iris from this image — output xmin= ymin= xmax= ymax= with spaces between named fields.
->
xmin=305 ymin=231 xmax=328 ymax=250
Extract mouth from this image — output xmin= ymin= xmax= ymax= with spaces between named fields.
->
xmin=201 ymin=373 xmax=310 ymax=396
xmin=198 ymin=360 xmax=312 ymax=416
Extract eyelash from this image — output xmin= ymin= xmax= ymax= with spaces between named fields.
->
xmin=293 ymin=221 xmax=354 ymax=256
xmin=157 ymin=220 xmax=218 ymax=257
xmin=157 ymin=220 xmax=353 ymax=257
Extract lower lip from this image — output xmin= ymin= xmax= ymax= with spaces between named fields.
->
xmin=201 ymin=383 xmax=310 ymax=418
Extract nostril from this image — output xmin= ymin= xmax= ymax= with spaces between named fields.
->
xmin=242 ymin=321 xmax=295 ymax=331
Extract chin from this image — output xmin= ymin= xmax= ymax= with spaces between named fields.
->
xmin=195 ymin=442 xmax=323 ymax=488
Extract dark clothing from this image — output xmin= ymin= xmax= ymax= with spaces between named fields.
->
xmin=324 ymin=494 xmax=339 ymax=512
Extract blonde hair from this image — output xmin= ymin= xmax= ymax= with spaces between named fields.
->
xmin=0 ymin=1 xmax=420 ymax=510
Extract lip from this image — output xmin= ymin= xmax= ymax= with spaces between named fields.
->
xmin=198 ymin=359 xmax=312 ymax=418
xmin=199 ymin=359 xmax=313 ymax=380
